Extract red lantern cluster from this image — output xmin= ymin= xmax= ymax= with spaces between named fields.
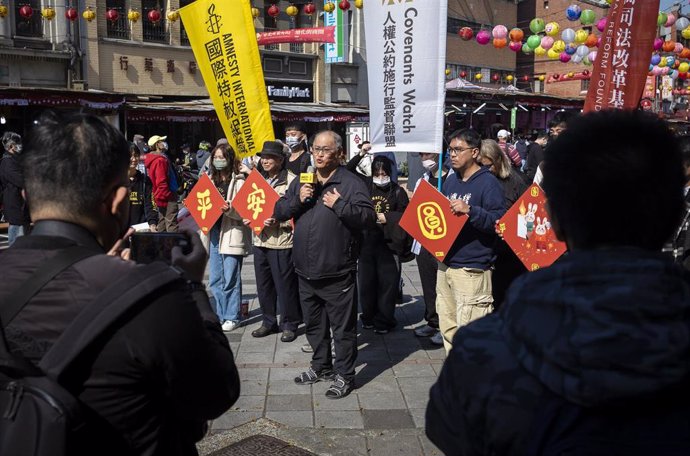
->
xmin=148 ymin=9 xmax=161 ymax=23
xmin=339 ymin=0 xmax=350 ymax=10
xmin=268 ymin=4 xmax=280 ymax=18
xmin=65 ymin=7 xmax=78 ymax=21
xmin=19 ymin=5 xmax=34 ymax=19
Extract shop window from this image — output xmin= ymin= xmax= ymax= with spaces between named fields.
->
xmin=106 ymin=0 xmax=130 ymax=40
xmin=143 ymin=0 xmax=168 ymax=43
xmin=15 ymin=0 xmax=42 ymax=38
xmin=289 ymin=43 xmax=304 ymax=53
xmin=581 ymin=78 xmax=590 ymax=92
xmin=289 ymin=60 xmax=307 ymax=75
xmin=264 ymin=57 xmax=283 ymax=73
xmin=180 ymin=0 xmax=192 ymax=45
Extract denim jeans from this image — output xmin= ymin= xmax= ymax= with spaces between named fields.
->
xmin=208 ymin=225 xmax=243 ymax=322
xmin=8 ymin=224 xmax=27 ymax=246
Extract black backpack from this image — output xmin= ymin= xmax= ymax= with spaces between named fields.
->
xmin=0 ymin=246 xmax=180 ymax=456
xmin=526 ymin=384 xmax=690 ymax=456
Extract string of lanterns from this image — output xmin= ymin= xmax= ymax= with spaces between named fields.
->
xmin=256 ymin=0 xmax=363 ymax=20
xmin=2 ymin=3 xmax=177 ymax=24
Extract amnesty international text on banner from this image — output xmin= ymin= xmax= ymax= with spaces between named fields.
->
xmin=583 ymin=0 xmax=660 ymax=112
xmin=179 ymin=0 xmax=273 ymax=159
xmin=364 ymin=0 xmax=447 ymax=154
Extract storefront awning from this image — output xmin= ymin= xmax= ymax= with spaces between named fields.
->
xmin=125 ymin=100 xmax=370 ymax=123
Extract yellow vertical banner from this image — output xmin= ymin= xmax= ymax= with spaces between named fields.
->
xmin=179 ymin=0 xmax=274 ymax=159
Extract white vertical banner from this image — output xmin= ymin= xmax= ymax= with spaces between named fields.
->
xmin=363 ymin=0 xmax=447 ymax=154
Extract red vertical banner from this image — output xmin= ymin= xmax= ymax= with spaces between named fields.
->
xmin=583 ymin=0 xmax=660 ymax=112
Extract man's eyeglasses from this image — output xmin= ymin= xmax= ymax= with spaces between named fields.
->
xmin=448 ymin=146 xmax=475 ymax=156
xmin=312 ymin=147 xmax=337 ymax=155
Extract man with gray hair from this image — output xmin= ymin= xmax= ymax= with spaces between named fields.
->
xmin=0 ymin=131 xmax=30 ymax=245
xmin=274 ymin=130 xmax=377 ymax=399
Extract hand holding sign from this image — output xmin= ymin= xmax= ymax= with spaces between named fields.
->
xmin=399 ymin=180 xmax=467 ymax=262
xmin=231 ymin=169 xmax=281 ymax=235
xmin=183 ymin=173 xmax=226 ymax=234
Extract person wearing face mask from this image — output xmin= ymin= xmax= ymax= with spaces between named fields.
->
xmin=479 ymin=139 xmax=529 ymax=309
xmin=358 ymin=156 xmax=411 ymax=334
xmin=0 ymin=131 xmax=31 ymax=245
xmin=411 ymin=152 xmax=452 ymax=345
xmin=347 ymin=141 xmax=400 ymax=183
xmin=201 ymin=144 xmax=252 ymax=332
xmin=144 ymin=135 xmax=179 ymax=232
xmin=284 ymin=122 xmax=313 ymax=176
xmin=127 ymin=144 xmax=158 ymax=232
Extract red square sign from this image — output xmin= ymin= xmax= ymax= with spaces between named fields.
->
xmin=399 ymin=179 xmax=467 ymax=262
xmin=498 ymin=183 xmax=567 ymax=271
xmin=231 ymin=169 xmax=281 ymax=235
xmin=183 ymin=173 xmax=226 ymax=234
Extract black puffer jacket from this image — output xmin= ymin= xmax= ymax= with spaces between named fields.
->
xmin=0 ymin=152 xmax=30 ymax=225
xmin=274 ymin=166 xmax=377 ymax=280
xmin=427 ymin=248 xmax=690 ymax=455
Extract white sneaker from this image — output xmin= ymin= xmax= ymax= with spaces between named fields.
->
xmin=430 ymin=331 xmax=444 ymax=346
xmin=222 ymin=320 xmax=239 ymax=332
xmin=414 ymin=324 xmax=438 ymax=337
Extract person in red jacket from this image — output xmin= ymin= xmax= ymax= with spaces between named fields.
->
xmin=144 ymin=135 xmax=178 ymax=232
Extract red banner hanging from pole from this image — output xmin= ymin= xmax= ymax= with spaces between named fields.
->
xmin=256 ymin=26 xmax=336 ymax=45
xmin=583 ymin=0 xmax=660 ymax=112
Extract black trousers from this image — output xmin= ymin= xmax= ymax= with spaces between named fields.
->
xmin=415 ymin=246 xmax=439 ymax=329
xmin=492 ymin=243 xmax=526 ymax=311
xmin=358 ymin=240 xmax=400 ymax=330
xmin=253 ymin=246 xmax=302 ymax=331
xmin=299 ymin=272 xmax=357 ymax=382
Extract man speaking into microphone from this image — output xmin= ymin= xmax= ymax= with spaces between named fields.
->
xmin=274 ymin=130 xmax=376 ymax=399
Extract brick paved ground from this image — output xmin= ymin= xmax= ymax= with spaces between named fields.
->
xmin=200 ymin=256 xmax=445 ymax=456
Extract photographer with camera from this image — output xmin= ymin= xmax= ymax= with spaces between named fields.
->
xmin=0 ymin=113 xmax=239 ymax=456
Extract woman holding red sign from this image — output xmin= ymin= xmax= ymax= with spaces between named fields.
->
xmin=203 ymin=144 xmax=252 ymax=332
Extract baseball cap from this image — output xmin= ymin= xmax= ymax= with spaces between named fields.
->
xmin=497 ymin=129 xmax=511 ymax=139
xmin=147 ymin=135 xmax=167 ymax=147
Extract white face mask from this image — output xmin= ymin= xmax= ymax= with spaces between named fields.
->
xmin=373 ymin=176 xmax=391 ymax=187
xmin=285 ymin=136 xmax=302 ymax=150
xmin=422 ymin=159 xmax=437 ymax=172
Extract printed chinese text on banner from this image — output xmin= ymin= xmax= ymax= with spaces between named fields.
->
xmin=399 ymin=180 xmax=467 ymax=262
xmin=497 ymin=184 xmax=567 ymax=271
xmin=257 ymin=26 xmax=336 ymax=45
xmin=583 ymin=0 xmax=660 ymax=112
xmin=231 ymin=169 xmax=281 ymax=235
xmin=183 ymin=173 xmax=226 ymax=234
xmin=179 ymin=0 xmax=273 ymax=159
xmin=363 ymin=0 xmax=448 ymax=154
xmin=324 ymin=2 xmax=348 ymax=63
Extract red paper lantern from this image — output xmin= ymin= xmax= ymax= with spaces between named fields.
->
xmin=148 ymin=9 xmax=161 ymax=23
xmin=304 ymin=2 xmax=316 ymax=15
xmin=106 ymin=9 xmax=119 ymax=23
xmin=460 ymin=71 xmax=467 ymax=78
xmin=65 ymin=7 xmax=78 ymax=21
xmin=553 ymin=73 xmax=560 ymax=80
xmin=19 ymin=5 xmax=33 ymax=19
xmin=268 ymin=4 xmax=280 ymax=18
xmin=458 ymin=27 xmax=474 ymax=41
xmin=522 ymin=75 xmax=530 ymax=82
xmin=492 ymin=74 xmax=500 ymax=82
xmin=339 ymin=0 xmax=350 ymax=10
xmin=582 ymin=70 xmax=590 ymax=77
